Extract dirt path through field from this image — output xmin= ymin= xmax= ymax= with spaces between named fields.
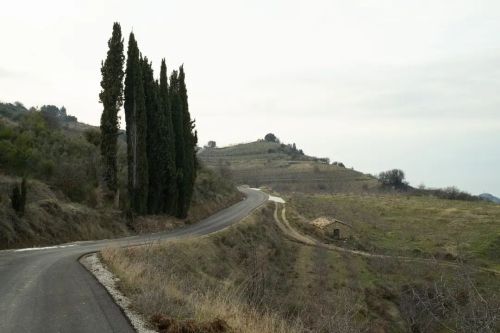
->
xmin=272 ymin=202 xmax=500 ymax=276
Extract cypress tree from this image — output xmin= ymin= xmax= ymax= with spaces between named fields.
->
xmin=142 ymin=57 xmax=162 ymax=213
xmin=124 ymin=33 xmax=148 ymax=214
xmin=170 ymin=70 xmax=186 ymax=217
xmin=159 ymin=59 xmax=177 ymax=214
xmin=177 ymin=65 xmax=197 ymax=218
xmin=20 ymin=177 xmax=27 ymax=212
xmin=99 ymin=22 xmax=124 ymax=194
xmin=11 ymin=185 xmax=22 ymax=214
xmin=10 ymin=178 xmax=27 ymax=215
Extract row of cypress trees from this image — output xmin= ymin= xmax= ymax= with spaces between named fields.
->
xmin=100 ymin=22 xmax=197 ymax=218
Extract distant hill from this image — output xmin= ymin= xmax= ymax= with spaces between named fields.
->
xmin=198 ymin=138 xmax=379 ymax=193
xmin=479 ymin=193 xmax=500 ymax=204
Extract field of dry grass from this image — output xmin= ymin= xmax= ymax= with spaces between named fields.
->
xmin=287 ymin=193 xmax=500 ymax=271
xmin=101 ymin=194 xmax=500 ymax=333
xmin=101 ymin=204 xmax=376 ymax=332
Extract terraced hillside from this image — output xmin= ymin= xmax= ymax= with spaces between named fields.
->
xmin=198 ymin=140 xmax=379 ymax=193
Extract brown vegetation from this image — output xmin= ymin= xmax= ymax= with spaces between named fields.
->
xmin=101 ymin=204 xmax=370 ymax=333
xmin=151 ymin=314 xmax=229 ymax=333
xmin=0 ymin=167 xmax=240 ymax=249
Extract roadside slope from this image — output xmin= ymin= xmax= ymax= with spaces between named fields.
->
xmin=0 ymin=187 xmax=267 ymax=333
xmin=101 ymin=191 xmax=500 ymax=333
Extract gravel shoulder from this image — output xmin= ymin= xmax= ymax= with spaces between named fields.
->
xmin=80 ymin=253 xmax=156 ymax=333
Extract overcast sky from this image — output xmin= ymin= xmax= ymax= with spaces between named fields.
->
xmin=1 ymin=0 xmax=499 ymax=195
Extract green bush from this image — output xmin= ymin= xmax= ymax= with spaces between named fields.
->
xmin=84 ymin=128 xmax=101 ymax=147
xmin=378 ymin=169 xmax=408 ymax=189
xmin=0 ymin=111 xmax=99 ymax=203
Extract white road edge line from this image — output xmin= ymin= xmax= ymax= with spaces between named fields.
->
xmin=14 ymin=244 xmax=77 ymax=252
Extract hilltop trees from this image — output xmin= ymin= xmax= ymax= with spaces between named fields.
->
xmin=99 ymin=26 xmax=196 ymax=217
xmin=264 ymin=133 xmax=279 ymax=143
xmin=99 ymin=22 xmax=124 ymax=195
xmin=378 ymin=169 xmax=407 ymax=189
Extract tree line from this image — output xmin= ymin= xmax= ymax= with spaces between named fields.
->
xmin=100 ymin=22 xmax=197 ymax=218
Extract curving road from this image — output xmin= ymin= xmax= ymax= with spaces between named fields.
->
xmin=0 ymin=187 xmax=268 ymax=333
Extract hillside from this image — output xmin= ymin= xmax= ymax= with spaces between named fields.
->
xmin=0 ymin=173 xmax=129 ymax=248
xmin=99 ymin=137 xmax=500 ymax=332
xmin=0 ymin=102 xmax=241 ymax=248
xmin=198 ymin=139 xmax=379 ymax=193
xmin=480 ymin=193 xmax=500 ymax=204
xmin=102 ymin=198 xmax=500 ymax=333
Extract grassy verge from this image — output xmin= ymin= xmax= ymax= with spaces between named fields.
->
xmin=101 ymin=204 xmax=367 ymax=332
xmin=102 ymin=204 xmax=304 ymax=333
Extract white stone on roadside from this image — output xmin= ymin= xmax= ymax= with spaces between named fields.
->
xmin=80 ymin=253 xmax=156 ymax=333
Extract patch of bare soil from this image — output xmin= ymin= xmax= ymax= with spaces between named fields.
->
xmin=310 ymin=217 xmax=334 ymax=229
xmin=151 ymin=314 xmax=230 ymax=333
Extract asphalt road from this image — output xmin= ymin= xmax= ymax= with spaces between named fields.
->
xmin=0 ymin=187 xmax=268 ymax=333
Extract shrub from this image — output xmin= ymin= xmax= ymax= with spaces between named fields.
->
xmin=378 ymin=169 xmax=407 ymax=189
xmin=84 ymin=128 xmax=101 ymax=147
xmin=433 ymin=187 xmax=479 ymax=201
xmin=10 ymin=178 xmax=27 ymax=215
xmin=264 ymin=133 xmax=279 ymax=143
xmin=0 ymin=112 xmax=99 ymax=202
xmin=399 ymin=271 xmax=499 ymax=333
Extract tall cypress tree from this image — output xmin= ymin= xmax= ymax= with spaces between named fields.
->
xmin=177 ymin=65 xmax=197 ymax=218
xmin=141 ymin=57 xmax=162 ymax=213
xmin=159 ymin=59 xmax=177 ymax=214
xmin=99 ymin=22 xmax=124 ymax=194
xmin=170 ymin=70 xmax=186 ymax=217
xmin=124 ymin=33 xmax=148 ymax=214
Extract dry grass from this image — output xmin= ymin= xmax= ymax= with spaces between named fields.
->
xmin=0 ymin=177 xmax=130 ymax=248
xmin=0 ymin=167 xmax=241 ymax=249
xmin=102 ymin=205 xmax=305 ymax=333
xmin=101 ymin=204 xmax=371 ymax=333
xmin=284 ymin=192 xmax=500 ymax=332
xmin=100 ymin=193 xmax=500 ymax=332
xmin=288 ymin=193 xmax=500 ymax=270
